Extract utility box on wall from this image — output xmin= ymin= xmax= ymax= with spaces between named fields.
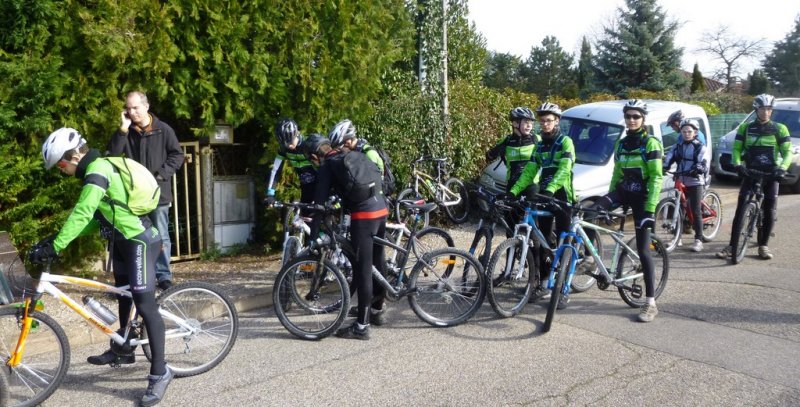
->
xmin=212 ymin=176 xmax=255 ymax=252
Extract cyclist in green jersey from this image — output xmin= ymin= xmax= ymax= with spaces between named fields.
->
xmin=264 ymin=119 xmax=317 ymax=213
xmin=33 ymin=128 xmax=171 ymax=406
xmin=487 ymin=107 xmax=540 ymax=193
xmin=593 ymin=100 xmax=664 ymax=323
xmin=716 ymin=94 xmax=793 ymax=260
xmin=509 ymin=102 xmax=576 ymax=306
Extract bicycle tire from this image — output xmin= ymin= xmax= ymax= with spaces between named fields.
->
xmin=701 ymin=190 xmax=723 ymax=242
xmin=0 ymin=307 xmax=70 ymax=407
xmin=616 ymin=236 xmax=670 ymax=308
xmin=395 ymin=188 xmax=430 ymax=228
xmin=408 ymin=248 xmax=486 ymax=326
xmin=485 ymin=238 xmax=536 ymax=318
xmin=570 ymin=231 xmax=603 ymax=293
xmin=443 ymin=178 xmax=470 ymax=224
xmin=653 ymin=197 xmax=681 ymax=253
xmin=543 ymin=245 xmax=573 ymax=333
xmin=281 ymin=236 xmax=302 ymax=266
xmin=0 ymin=357 xmax=9 ymax=407
xmin=273 ymin=256 xmax=350 ymax=340
xmin=142 ymin=281 xmax=239 ymax=377
xmin=732 ymin=203 xmax=758 ymax=265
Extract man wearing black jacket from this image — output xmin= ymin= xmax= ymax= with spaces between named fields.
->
xmin=107 ymin=91 xmax=184 ymax=290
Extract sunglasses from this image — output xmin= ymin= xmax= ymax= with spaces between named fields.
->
xmin=624 ymin=114 xmax=643 ymax=120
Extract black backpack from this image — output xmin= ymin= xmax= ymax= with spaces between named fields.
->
xmin=339 ymin=150 xmax=383 ymax=203
xmin=362 ymin=144 xmax=397 ymax=196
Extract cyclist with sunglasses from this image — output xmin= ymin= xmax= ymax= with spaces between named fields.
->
xmin=593 ymin=99 xmax=664 ymax=322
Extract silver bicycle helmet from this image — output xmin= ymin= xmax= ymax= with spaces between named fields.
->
xmin=328 ymin=119 xmax=356 ymax=149
xmin=509 ymin=107 xmax=535 ymax=121
xmin=536 ymin=102 xmax=562 ymax=118
xmin=752 ymin=94 xmax=775 ymax=109
xmin=42 ymin=127 xmax=87 ymax=169
xmin=622 ymin=99 xmax=648 ymax=115
xmin=679 ymin=118 xmax=699 ymax=131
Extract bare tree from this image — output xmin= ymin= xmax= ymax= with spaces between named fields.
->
xmin=696 ymin=25 xmax=767 ymax=91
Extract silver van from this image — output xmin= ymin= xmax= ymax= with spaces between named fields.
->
xmin=478 ymin=100 xmax=712 ymax=203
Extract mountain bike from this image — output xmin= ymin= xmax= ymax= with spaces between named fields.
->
xmin=0 ymin=258 xmax=238 ymax=407
xmin=541 ymin=199 xmax=669 ymax=333
xmin=468 ymin=187 xmax=515 ymax=270
xmin=730 ymin=168 xmax=778 ymax=264
xmin=396 ymin=156 xmax=470 ymax=224
xmin=653 ymin=171 xmax=722 ymax=252
xmin=273 ymin=200 xmax=485 ymax=340
xmin=279 ymin=202 xmax=311 ymax=266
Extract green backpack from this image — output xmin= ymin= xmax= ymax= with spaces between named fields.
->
xmin=102 ymin=157 xmax=161 ymax=215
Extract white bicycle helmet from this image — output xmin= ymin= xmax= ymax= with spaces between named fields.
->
xmin=622 ymin=99 xmax=648 ymax=116
xmin=42 ymin=127 xmax=87 ymax=169
xmin=752 ymin=94 xmax=775 ymax=109
xmin=536 ymin=102 xmax=562 ymax=118
xmin=328 ymin=119 xmax=356 ymax=149
xmin=679 ymin=118 xmax=699 ymax=131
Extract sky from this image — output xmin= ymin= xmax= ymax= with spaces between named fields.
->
xmin=467 ymin=0 xmax=799 ymax=79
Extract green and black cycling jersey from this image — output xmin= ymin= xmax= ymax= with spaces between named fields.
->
xmin=53 ymin=149 xmax=151 ymax=252
xmin=486 ymin=133 xmax=539 ymax=191
xmin=510 ymin=131 xmax=576 ymax=203
xmin=731 ymin=120 xmax=792 ymax=171
xmin=609 ymin=128 xmax=664 ymax=213
xmin=277 ymin=145 xmax=317 ymax=184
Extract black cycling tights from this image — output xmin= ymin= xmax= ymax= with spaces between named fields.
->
xmin=730 ymin=178 xmax=778 ymax=246
xmin=112 ymin=228 xmax=166 ymax=376
xmin=605 ymin=191 xmax=656 ymax=298
xmin=349 ymin=217 xmax=387 ymax=325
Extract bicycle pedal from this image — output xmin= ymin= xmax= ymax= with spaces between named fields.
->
xmin=630 ymin=283 xmax=643 ymax=299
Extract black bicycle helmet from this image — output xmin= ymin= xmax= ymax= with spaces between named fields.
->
xmin=622 ymin=99 xmax=648 ymax=116
xmin=667 ymin=110 xmax=684 ymax=125
xmin=752 ymin=93 xmax=775 ymax=109
xmin=275 ymin=118 xmax=300 ymax=147
xmin=328 ymin=119 xmax=356 ymax=149
xmin=299 ymin=133 xmax=330 ymax=158
xmin=536 ymin=102 xmax=562 ymax=118
xmin=509 ymin=107 xmax=535 ymax=121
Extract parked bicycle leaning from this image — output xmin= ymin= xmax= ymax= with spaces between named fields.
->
xmin=34 ymin=128 xmax=171 ymax=406
xmin=662 ymin=118 xmax=709 ymax=252
xmin=716 ymin=94 xmax=793 ymax=261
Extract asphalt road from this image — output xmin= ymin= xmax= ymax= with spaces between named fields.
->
xmin=29 ymin=180 xmax=800 ymax=406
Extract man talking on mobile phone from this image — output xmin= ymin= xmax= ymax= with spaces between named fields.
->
xmin=107 ymin=91 xmax=184 ymax=290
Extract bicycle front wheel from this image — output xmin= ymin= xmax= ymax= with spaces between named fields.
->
xmin=616 ymin=236 xmax=670 ymax=308
xmin=0 ymin=307 xmax=70 ymax=407
xmin=273 ymin=256 xmax=349 ymax=340
xmin=653 ymin=198 xmax=681 ymax=253
xmin=732 ymin=203 xmax=758 ymax=264
xmin=485 ymin=238 xmax=536 ymax=318
xmin=543 ymin=246 xmax=573 ymax=333
xmin=701 ymin=190 xmax=723 ymax=241
xmin=281 ymin=235 xmax=302 ymax=266
xmin=408 ymin=248 xmax=486 ymax=326
xmin=443 ymin=178 xmax=470 ymax=224
xmin=395 ymin=188 xmax=430 ymax=228
xmin=570 ymin=231 xmax=603 ymax=293
xmin=144 ymin=282 xmax=239 ymax=377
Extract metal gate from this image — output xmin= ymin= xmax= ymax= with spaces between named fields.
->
xmin=170 ymin=142 xmax=203 ymax=260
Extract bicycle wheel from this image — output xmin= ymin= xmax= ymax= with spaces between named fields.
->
xmin=399 ymin=226 xmax=454 ymax=270
xmin=273 ymin=256 xmax=350 ymax=340
xmin=616 ymin=236 xmax=670 ymax=308
xmin=732 ymin=203 xmax=758 ymax=265
xmin=1 ymin=358 xmax=9 ymax=407
xmin=701 ymin=190 xmax=723 ymax=242
xmin=570 ymin=230 xmax=603 ymax=293
xmin=468 ymin=227 xmax=492 ymax=269
xmin=281 ymin=235 xmax=302 ymax=266
xmin=653 ymin=197 xmax=681 ymax=253
xmin=543 ymin=245 xmax=573 ymax=333
xmin=485 ymin=238 xmax=536 ymax=318
xmin=395 ymin=188 xmax=429 ymax=228
xmin=408 ymin=248 xmax=486 ymax=326
xmin=142 ymin=281 xmax=238 ymax=377
xmin=443 ymin=178 xmax=470 ymax=224
xmin=0 ymin=307 xmax=70 ymax=407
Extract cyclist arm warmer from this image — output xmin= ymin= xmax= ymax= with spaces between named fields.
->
xmin=267 ymin=157 xmax=284 ymax=191
xmin=731 ymin=123 xmax=747 ymax=166
xmin=777 ymin=124 xmax=793 ymax=170
xmin=546 ymin=138 xmax=575 ymax=195
xmin=510 ymin=160 xmax=539 ymax=196
xmin=364 ymin=149 xmax=384 ymax=174
xmin=644 ymin=138 xmax=664 ymax=213
xmin=53 ymin=184 xmax=106 ymax=252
